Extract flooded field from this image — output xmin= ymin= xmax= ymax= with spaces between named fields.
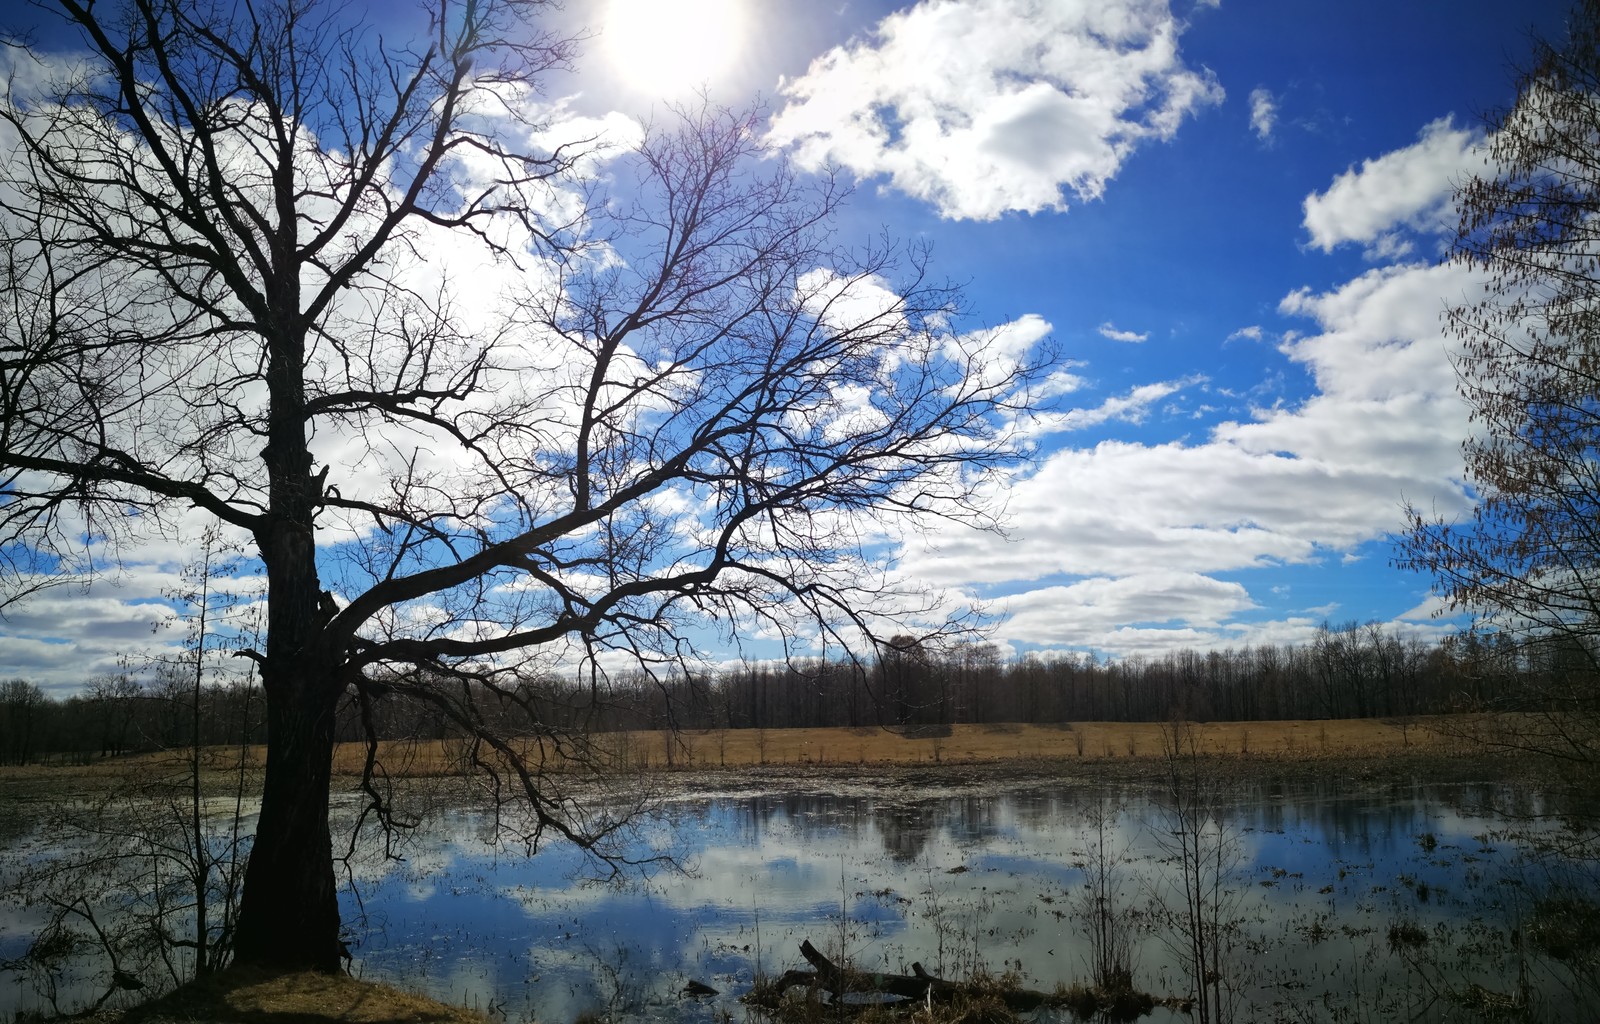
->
xmin=3 ymin=767 xmax=1597 ymax=1023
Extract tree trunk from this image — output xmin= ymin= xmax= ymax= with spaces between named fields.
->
xmin=231 ymin=295 xmax=343 ymax=970
xmin=234 ymin=436 xmax=341 ymax=970
xmin=231 ymin=666 xmax=343 ymax=971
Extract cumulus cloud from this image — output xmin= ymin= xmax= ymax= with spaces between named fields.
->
xmin=1248 ymin=87 xmax=1277 ymax=141
xmin=904 ymin=254 xmax=1485 ymax=658
xmin=0 ymin=571 xmax=265 ymax=695
xmin=1000 ymin=571 xmax=1257 ymax=646
xmin=795 ymin=267 xmax=908 ymax=336
xmin=767 ymin=0 xmax=1223 ymax=220
xmin=946 ymin=312 xmax=1054 ymax=390
xmin=1395 ymin=593 xmax=1459 ymax=623
xmin=1098 ymin=321 xmax=1149 ymax=343
xmin=1018 ymin=377 xmax=1199 ymax=438
xmin=1037 ymin=362 xmax=1089 ymax=398
xmin=1302 ymin=116 xmax=1480 ymax=253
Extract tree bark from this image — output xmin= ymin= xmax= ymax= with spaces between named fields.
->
xmin=231 ymin=663 xmax=343 ymax=971
xmin=234 ymin=415 xmax=343 ymax=971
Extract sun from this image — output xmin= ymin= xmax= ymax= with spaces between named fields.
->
xmin=603 ymin=0 xmax=746 ymax=97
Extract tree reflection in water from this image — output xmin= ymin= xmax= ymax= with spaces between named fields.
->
xmin=3 ymin=775 xmax=1595 ymax=1023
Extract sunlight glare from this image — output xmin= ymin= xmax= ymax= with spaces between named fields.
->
xmin=604 ymin=0 xmax=745 ymax=97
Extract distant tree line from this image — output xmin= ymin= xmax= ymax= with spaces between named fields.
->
xmin=0 ymin=620 xmax=1588 ymax=765
xmin=544 ymin=621 xmax=1577 ymax=736
xmin=0 ymin=669 xmax=262 ymax=766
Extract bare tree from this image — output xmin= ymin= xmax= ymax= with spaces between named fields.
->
xmin=1073 ymin=797 xmax=1135 ymax=1001
xmin=1398 ymin=0 xmax=1600 ymax=765
xmin=0 ymin=678 xmax=47 ymax=765
xmin=0 ymin=0 xmax=1038 ymax=971
xmin=1153 ymin=718 xmax=1242 ymax=1024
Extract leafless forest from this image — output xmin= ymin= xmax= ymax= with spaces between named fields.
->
xmin=0 ymin=620 xmax=1577 ymax=766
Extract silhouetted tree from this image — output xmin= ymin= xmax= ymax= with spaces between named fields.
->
xmin=0 ymin=679 xmax=46 ymax=765
xmin=0 ymin=0 xmax=1036 ymax=970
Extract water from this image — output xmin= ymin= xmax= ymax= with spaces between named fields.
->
xmin=336 ymin=773 xmax=1597 ymax=1023
xmin=3 ymin=771 xmax=1597 ymax=1022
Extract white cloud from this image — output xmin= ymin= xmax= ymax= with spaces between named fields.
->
xmin=999 ymin=572 xmax=1256 ymax=646
xmin=1268 ymin=261 xmax=1472 ymax=412
xmin=767 ymin=0 xmax=1223 ymax=220
xmin=1396 ymin=593 xmax=1461 ymax=623
xmin=1302 ymin=116 xmax=1479 ymax=253
xmin=1067 ymin=378 xmax=1194 ymax=428
xmin=1018 ymin=377 xmax=1198 ymax=437
xmin=0 ymin=570 xmax=266 ymax=695
xmin=1037 ymin=364 xmax=1088 ymax=398
xmin=795 ymin=267 xmax=908 ymax=337
xmin=904 ymin=257 xmax=1485 ymax=662
xmin=1098 ymin=321 xmax=1149 ymax=343
xmin=946 ymin=312 xmax=1054 ymax=389
xmin=1248 ymin=87 xmax=1277 ymax=141
xmin=1225 ymin=325 xmax=1263 ymax=343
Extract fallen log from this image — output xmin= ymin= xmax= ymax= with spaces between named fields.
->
xmin=763 ymin=939 xmax=1061 ymax=1012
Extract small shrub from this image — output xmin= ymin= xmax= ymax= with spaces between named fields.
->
xmin=1054 ymin=978 xmax=1152 ymax=1024
xmin=1388 ymin=921 xmax=1430 ymax=950
xmin=1057 ymin=981 xmax=1097 ymax=1020
xmin=1528 ymin=896 xmax=1600 ymax=962
xmin=1101 ymin=985 xmax=1155 ymax=1021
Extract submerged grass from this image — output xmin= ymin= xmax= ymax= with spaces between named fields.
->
xmin=1527 ymin=896 xmax=1600 ymax=963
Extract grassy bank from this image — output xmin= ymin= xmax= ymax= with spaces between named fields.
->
xmin=115 ymin=967 xmax=491 ymax=1024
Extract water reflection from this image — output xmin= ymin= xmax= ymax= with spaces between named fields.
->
xmin=323 ymin=775 xmax=1596 ymax=1024
xmin=3 ymin=774 xmax=1595 ymax=1023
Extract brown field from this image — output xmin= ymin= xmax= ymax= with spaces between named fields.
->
xmin=0 ymin=716 xmax=1489 ymax=793
xmin=322 ymin=715 xmax=1468 ymax=777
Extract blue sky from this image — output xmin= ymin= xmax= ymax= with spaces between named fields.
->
xmin=0 ymin=0 xmax=1577 ymax=690
xmin=572 ymin=0 xmax=1570 ymax=659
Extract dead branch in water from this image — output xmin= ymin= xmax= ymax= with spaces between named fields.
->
xmin=753 ymin=939 xmax=1062 ymax=1012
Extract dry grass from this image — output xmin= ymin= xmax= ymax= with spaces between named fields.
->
xmin=120 ymin=967 xmax=490 ymax=1024
xmin=0 ymin=716 xmax=1481 ymax=788
xmin=636 ymin=718 xmax=1446 ymax=767
xmin=325 ymin=715 xmax=1464 ymax=775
